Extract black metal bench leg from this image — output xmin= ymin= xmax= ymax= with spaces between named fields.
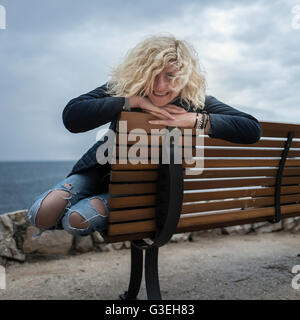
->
xmin=145 ymin=246 xmax=162 ymax=300
xmin=119 ymin=242 xmax=143 ymax=300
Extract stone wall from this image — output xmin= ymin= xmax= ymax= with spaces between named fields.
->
xmin=1 ymin=209 xmax=300 ymax=266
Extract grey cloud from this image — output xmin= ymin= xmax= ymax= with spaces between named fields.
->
xmin=1 ymin=0 xmax=300 ymax=161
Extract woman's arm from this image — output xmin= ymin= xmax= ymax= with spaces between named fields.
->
xmin=149 ymin=95 xmax=262 ymax=144
xmin=62 ymin=84 xmax=125 ymax=133
xmin=62 ymin=84 xmax=177 ymax=133
xmin=205 ymin=95 xmax=262 ymax=144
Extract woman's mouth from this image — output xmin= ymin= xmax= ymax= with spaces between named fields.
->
xmin=153 ymin=91 xmax=169 ymax=97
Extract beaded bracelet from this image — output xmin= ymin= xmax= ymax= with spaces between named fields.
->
xmin=203 ymin=113 xmax=209 ymax=130
xmin=195 ymin=113 xmax=204 ymax=129
xmin=193 ymin=112 xmax=199 ymax=128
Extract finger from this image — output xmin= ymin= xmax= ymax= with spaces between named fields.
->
xmin=162 ymin=106 xmax=186 ymax=114
xmin=145 ymin=105 xmax=175 ymax=120
xmin=148 ymin=111 xmax=168 ymax=120
xmin=165 ymin=104 xmax=187 ymax=112
xmin=148 ymin=120 xmax=170 ymax=125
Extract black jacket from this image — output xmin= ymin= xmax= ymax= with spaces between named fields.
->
xmin=63 ymin=83 xmax=262 ymax=178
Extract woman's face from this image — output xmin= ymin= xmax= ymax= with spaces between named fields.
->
xmin=148 ymin=64 xmax=181 ymax=107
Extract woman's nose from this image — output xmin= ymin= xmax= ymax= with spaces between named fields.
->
xmin=154 ymin=74 xmax=168 ymax=92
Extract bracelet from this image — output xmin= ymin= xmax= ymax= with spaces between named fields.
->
xmin=203 ymin=113 xmax=209 ymax=130
xmin=195 ymin=113 xmax=204 ymax=129
xmin=194 ymin=112 xmax=199 ymax=128
xmin=194 ymin=110 xmax=208 ymax=130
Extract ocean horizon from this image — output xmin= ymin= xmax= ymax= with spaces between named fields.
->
xmin=0 ymin=160 xmax=76 ymax=215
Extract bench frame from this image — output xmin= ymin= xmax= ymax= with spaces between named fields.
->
xmin=101 ymin=113 xmax=300 ymax=300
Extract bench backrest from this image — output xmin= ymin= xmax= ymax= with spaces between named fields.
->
xmin=102 ymin=112 xmax=300 ymax=243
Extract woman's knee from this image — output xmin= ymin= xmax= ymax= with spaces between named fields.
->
xmin=69 ymin=198 xmax=107 ymax=229
xmin=69 ymin=211 xmax=89 ymax=229
xmin=64 ymin=197 xmax=108 ymax=236
xmin=34 ymin=189 xmax=71 ymax=229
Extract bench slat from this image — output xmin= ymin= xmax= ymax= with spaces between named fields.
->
xmin=183 ymin=185 xmax=300 ymax=201
xmin=112 ymin=159 xmax=300 ymax=170
xmin=115 ymin=145 xmax=300 ymax=158
xmin=109 ymin=176 xmax=300 ymax=196
xmin=184 ymin=176 xmax=300 ymax=190
xmin=117 ymin=133 xmax=300 ymax=148
xmin=108 ymin=203 xmax=300 ymax=236
xmin=110 ymin=167 xmax=300 ymax=182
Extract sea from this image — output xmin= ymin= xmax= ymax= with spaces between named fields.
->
xmin=0 ymin=161 xmax=76 ymax=215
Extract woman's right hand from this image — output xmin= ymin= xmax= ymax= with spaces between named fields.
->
xmin=129 ymin=96 xmax=185 ymax=120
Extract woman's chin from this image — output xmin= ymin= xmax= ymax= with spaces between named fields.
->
xmin=148 ymin=95 xmax=170 ymax=107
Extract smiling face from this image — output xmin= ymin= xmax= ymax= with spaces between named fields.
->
xmin=148 ymin=64 xmax=181 ymax=107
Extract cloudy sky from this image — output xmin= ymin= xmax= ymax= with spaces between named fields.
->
xmin=0 ymin=0 xmax=300 ymax=161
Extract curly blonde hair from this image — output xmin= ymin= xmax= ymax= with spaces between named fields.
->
xmin=107 ymin=35 xmax=207 ymax=111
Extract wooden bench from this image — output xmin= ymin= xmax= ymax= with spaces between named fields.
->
xmin=101 ymin=111 xmax=300 ymax=300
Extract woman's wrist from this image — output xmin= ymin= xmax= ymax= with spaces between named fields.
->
xmin=123 ymin=98 xmax=131 ymax=111
xmin=128 ymin=96 xmax=143 ymax=109
xmin=192 ymin=112 xmax=211 ymax=134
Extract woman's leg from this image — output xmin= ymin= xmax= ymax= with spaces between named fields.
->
xmin=62 ymin=193 xmax=110 ymax=236
xmin=27 ymin=166 xmax=108 ymax=233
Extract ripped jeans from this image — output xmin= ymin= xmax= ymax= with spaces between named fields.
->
xmin=27 ymin=166 xmax=110 ymax=237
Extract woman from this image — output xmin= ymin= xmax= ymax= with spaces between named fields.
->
xmin=27 ymin=35 xmax=262 ymax=237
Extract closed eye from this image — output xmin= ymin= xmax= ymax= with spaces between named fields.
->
xmin=167 ymin=73 xmax=176 ymax=79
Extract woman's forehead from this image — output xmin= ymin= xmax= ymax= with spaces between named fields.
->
xmin=163 ymin=64 xmax=178 ymax=73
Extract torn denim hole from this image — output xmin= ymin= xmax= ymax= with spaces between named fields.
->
xmin=32 ymin=186 xmax=76 ymax=238
xmin=60 ymin=183 xmax=79 ymax=209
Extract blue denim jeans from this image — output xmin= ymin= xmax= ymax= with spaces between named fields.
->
xmin=27 ymin=166 xmax=110 ymax=237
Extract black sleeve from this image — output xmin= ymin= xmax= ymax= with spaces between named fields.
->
xmin=205 ymin=95 xmax=262 ymax=144
xmin=62 ymin=83 xmax=125 ymax=133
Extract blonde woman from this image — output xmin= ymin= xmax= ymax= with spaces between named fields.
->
xmin=27 ymin=35 xmax=261 ymax=237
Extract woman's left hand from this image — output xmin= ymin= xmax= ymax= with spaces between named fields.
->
xmin=148 ymin=105 xmax=196 ymax=128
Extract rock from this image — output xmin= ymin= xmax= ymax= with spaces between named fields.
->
xmin=74 ymin=235 xmax=94 ymax=253
xmin=23 ymin=226 xmax=73 ymax=255
xmin=112 ymin=242 xmax=124 ymax=250
xmin=251 ymin=221 xmax=282 ymax=234
xmin=99 ymin=243 xmax=114 ymax=252
xmin=170 ymin=233 xmax=190 ymax=243
xmin=0 ymin=214 xmax=14 ymax=237
xmin=91 ymin=231 xmax=105 ymax=244
xmin=221 ymin=224 xmax=253 ymax=235
xmin=0 ymin=214 xmax=25 ymax=262
xmin=124 ymin=241 xmax=131 ymax=249
xmin=283 ymin=218 xmax=299 ymax=231
xmin=291 ymin=223 xmax=300 ymax=233
xmin=0 ymin=256 xmax=7 ymax=266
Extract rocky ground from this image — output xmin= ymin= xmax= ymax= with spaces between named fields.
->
xmin=1 ymin=231 xmax=300 ymax=300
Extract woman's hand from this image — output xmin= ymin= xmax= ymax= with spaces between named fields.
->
xmin=129 ymin=96 xmax=185 ymax=120
xmin=149 ymin=112 xmax=196 ymax=128
xmin=149 ymin=112 xmax=211 ymax=133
